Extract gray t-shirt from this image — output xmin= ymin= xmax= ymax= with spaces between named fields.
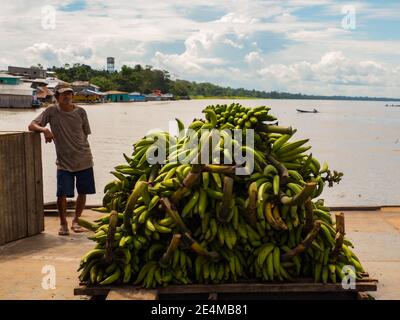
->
xmin=34 ymin=104 xmax=94 ymax=172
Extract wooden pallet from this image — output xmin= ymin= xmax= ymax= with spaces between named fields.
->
xmin=74 ymin=274 xmax=377 ymax=300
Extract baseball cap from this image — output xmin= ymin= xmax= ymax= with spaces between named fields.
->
xmin=55 ymin=83 xmax=74 ymax=94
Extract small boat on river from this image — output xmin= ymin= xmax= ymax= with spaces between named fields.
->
xmin=297 ymin=108 xmax=319 ymax=113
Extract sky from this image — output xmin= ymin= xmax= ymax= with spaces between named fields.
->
xmin=0 ymin=0 xmax=399 ymax=97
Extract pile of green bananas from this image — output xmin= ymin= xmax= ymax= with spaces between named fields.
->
xmin=78 ymin=103 xmax=360 ymax=288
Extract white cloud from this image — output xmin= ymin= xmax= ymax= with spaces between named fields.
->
xmin=287 ymin=27 xmax=349 ymax=41
xmin=223 ymin=39 xmax=243 ymax=49
xmin=24 ymin=42 xmax=94 ymax=67
xmin=0 ymin=0 xmax=399 ymax=97
xmin=244 ymin=51 xmax=263 ymax=67
xmin=258 ymin=51 xmax=399 ymax=89
xmin=152 ymin=30 xmax=234 ymax=76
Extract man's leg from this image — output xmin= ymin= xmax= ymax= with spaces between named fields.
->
xmin=73 ymin=193 xmax=86 ymax=222
xmin=57 ymin=169 xmax=74 ymax=235
xmin=72 ymin=167 xmax=96 ymax=232
xmin=57 ymin=196 xmax=68 ymax=226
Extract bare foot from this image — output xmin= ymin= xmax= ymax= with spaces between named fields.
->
xmin=58 ymin=224 xmax=70 ymax=236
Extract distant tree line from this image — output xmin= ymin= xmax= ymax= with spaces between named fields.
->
xmin=47 ymin=63 xmax=399 ymax=101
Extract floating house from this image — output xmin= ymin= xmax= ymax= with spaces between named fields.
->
xmin=161 ymin=93 xmax=174 ymax=101
xmin=23 ymin=79 xmax=54 ymax=104
xmin=35 ymin=86 xmax=54 ymax=103
xmin=129 ymin=92 xmax=146 ymax=102
xmin=0 ymin=73 xmax=20 ymax=85
xmin=145 ymin=89 xmax=162 ymax=101
xmin=145 ymin=89 xmax=174 ymax=101
xmin=72 ymin=81 xmax=106 ymax=103
xmin=71 ymin=81 xmax=101 ymax=93
xmin=105 ymin=91 xmax=130 ymax=102
xmin=46 ymin=77 xmax=71 ymax=93
xmin=73 ymin=89 xmax=106 ymax=103
xmin=0 ymin=74 xmax=36 ymax=108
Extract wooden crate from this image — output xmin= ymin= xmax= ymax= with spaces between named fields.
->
xmin=0 ymin=131 xmax=44 ymax=245
xmin=74 ymin=274 xmax=377 ymax=300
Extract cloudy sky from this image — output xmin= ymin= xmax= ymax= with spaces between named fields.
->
xmin=1 ymin=0 xmax=399 ymax=97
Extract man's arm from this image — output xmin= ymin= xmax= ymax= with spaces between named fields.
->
xmin=81 ymin=108 xmax=91 ymax=136
xmin=28 ymin=120 xmax=54 ymax=143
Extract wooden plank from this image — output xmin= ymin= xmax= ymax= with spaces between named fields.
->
xmin=0 ymin=135 xmax=7 ymax=245
xmin=3 ymin=134 xmax=14 ymax=243
xmin=13 ymin=134 xmax=28 ymax=242
xmin=24 ymin=132 xmax=37 ymax=236
xmin=1 ymin=134 xmax=11 ymax=244
xmin=208 ymin=293 xmax=218 ymax=300
xmin=74 ymin=287 xmax=111 ymax=297
xmin=33 ymin=133 xmax=44 ymax=233
xmin=0 ymin=131 xmax=24 ymax=136
xmin=357 ymin=292 xmax=373 ymax=300
xmin=329 ymin=206 xmax=380 ymax=211
xmin=155 ymin=282 xmax=377 ymax=294
xmin=44 ymin=200 xmax=76 ymax=210
xmin=2 ymin=134 xmax=28 ymax=243
xmin=74 ymin=278 xmax=377 ymax=297
xmin=106 ymin=288 xmax=158 ymax=300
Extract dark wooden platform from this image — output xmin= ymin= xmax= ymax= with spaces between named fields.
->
xmin=74 ymin=275 xmax=377 ymax=300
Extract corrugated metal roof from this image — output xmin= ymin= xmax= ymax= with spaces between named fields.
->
xmin=72 ymin=81 xmax=100 ymax=89
xmin=46 ymin=78 xmax=70 ymax=89
xmin=76 ymin=89 xmax=106 ymax=96
xmin=105 ymin=91 xmax=128 ymax=94
xmin=0 ymin=84 xmax=34 ymax=96
xmin=72 ymin=81 xmax=90 ymax=86
xmin=0 ymin=73 xmax=21 ymax=79
xmin=36 ymin=86 xmax=54 ymax=98
xmin=23 ymin=78 xmax=49 ymax=84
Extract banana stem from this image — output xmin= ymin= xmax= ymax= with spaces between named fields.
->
xmin=331 ymin=212 xmax=345 ymax=261
xmin=219 ymin=176 xmax=234 ymax=221
xmin=256 ymin=123 xmax=294 ymax=135
xmin=304 ymin=197 xmax=314 ymax=234
xmin=160 ymin=197 xmax=190 ymax=233
xmin=247 ymin=182 xmax=258 ymax=227
xmin=149 ymin=164 xmax=161 ymax=182
xmin=105 ymin=210 xmax=118 ymax=263
xmin=183 ymin=232 xmax=220 ymax=261
xmin=159 ymin=234 xmax=182 ymax=267
xmin=279 ymin=182 xmax=317 ymax=206
xmin=265 ymin=153 xmax=289 ymax=185
xmin=281 ymin=221 xmax=321 ymax=261
xmin=171 ymin=187 xmax=190 ymax=204
xmin=203 ymin=164 xmax=236 ymax=174
xmin=182 ymin=164 xmax=202 ymax=189
xmin=123 ymin=181 xmax=148 ymax=233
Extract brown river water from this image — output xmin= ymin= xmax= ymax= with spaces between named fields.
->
xmin=1 ymin=99 xmax=399 ymax=206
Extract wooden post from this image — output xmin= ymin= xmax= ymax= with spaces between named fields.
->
xmin=24 ymin=132 xmax=44 ymax=236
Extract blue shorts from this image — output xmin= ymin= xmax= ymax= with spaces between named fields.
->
xmin=57 ymin=167 xmax=96 ymax=198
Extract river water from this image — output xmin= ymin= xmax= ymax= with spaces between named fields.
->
xmin=1 ymin=99 xmax=399 ymax=206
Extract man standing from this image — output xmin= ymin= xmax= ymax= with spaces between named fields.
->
xmin=28 ymin=83 xmax=95 ymax=236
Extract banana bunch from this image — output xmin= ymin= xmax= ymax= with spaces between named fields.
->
xmin=202 ymin=103 xmax=277 ymax=130
xmin=78 ymin=103 xmax=364 ymax=288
